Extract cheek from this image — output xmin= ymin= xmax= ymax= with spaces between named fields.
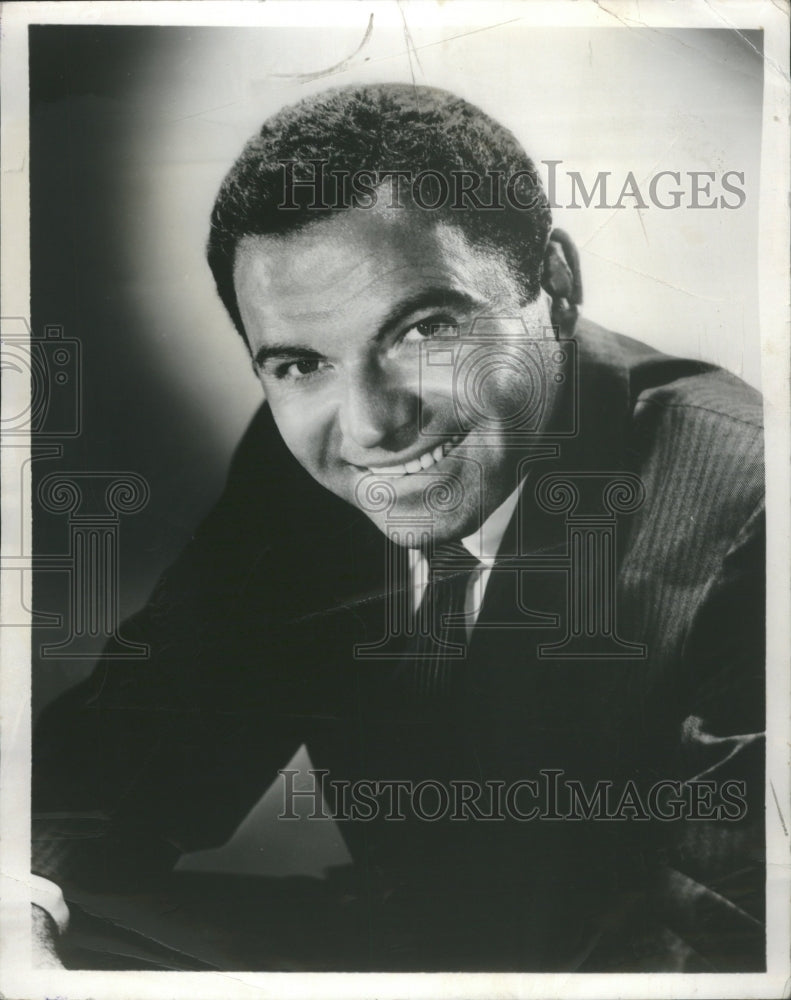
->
xmin=417 ymin=367 xmax=458 ymax=409
xmin=412 ymin=350 xmax=531 ymax=434
xmin=397 ymin=363 xmax=460 ymax=434
xmin=459 ymin=344 xmax=550 ymax=430
xmin=268 ymin=396 xmax=333 ymax=474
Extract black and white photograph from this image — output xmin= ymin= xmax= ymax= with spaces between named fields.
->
xmin=1 ymin=2 xmax=789 ymax=997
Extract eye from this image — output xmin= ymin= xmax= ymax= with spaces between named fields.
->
xmin=292 ymin=358 xmax=320 ymax=376
xmin=273 ymin=357 xmax=330 ymax=381
xmin=402 ymin=315 xmax=459 ymax=344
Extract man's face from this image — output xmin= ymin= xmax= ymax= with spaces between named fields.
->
xmin=234 ymin=206 xmax=557 ymax=543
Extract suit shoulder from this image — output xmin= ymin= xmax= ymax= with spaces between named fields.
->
xmin=636 ymin=366 xmax=763 ymax=433
xmin=633 ymin=365 xmax=764 ymax=499
xmin=630 ymin=366 xmax=764 ymax=538
xmin=576 ymin=316 xmax=763 ymax=431
xmin=576 ymin=319 xmax=764 ymax=528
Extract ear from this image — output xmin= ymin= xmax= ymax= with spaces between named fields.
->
xmin=540 ymin=228 xmax=582 ymax=337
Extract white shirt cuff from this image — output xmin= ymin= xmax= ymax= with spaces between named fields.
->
xmin=31 ymin=874 xmax=70 ymax=934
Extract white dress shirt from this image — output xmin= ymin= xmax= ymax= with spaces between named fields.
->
xmin=407 ymin=480 xmax=525 ymax=638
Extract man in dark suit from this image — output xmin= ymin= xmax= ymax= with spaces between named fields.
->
xmin=32 ymin=83 xmax=765 ymax=972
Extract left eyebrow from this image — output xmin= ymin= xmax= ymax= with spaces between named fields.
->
xmin=253 ymin=288 xmax=481 ymax=369
xmin=375 ymin=288 xmax=481 ymax=340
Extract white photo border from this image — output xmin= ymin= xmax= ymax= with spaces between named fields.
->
xmin=1 ymin=2 xmax=789 ymax=998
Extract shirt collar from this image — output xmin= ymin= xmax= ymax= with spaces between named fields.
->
xmin=460 ymin=479 xmax=525 ymax=564
xmin=406 ymin=479 xmax=525 ymax=574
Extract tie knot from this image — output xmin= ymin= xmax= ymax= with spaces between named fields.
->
xmin=429 ymin=540 xmax=480 ymax=578
xmin=433 ymin=540 xmax=470 ymax=559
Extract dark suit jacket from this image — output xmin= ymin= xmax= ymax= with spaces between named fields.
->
xmin=33 ymin=319 xmax=765 ymax=971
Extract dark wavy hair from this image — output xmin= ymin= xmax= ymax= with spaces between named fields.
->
xmin=207 ymin=83 xmax=552 ymax=346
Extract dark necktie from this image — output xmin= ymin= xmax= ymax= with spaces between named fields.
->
xmin=403 ymin=541 xmax=481 ymax=703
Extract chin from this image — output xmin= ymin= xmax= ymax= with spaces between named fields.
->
xmin=362 ymin=497 xmax=482 ymax=547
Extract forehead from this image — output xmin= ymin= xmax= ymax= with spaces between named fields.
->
xmin=233 ymin=207 xmax=520 ymax=336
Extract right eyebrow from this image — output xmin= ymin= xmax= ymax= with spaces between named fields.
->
xmin=253 ymin=288 xmax=480 ymax=369
xmin=254 ymin=344 xmax=325 ymax=369
xmin=374 ymin=288 xmax=481 ymax=342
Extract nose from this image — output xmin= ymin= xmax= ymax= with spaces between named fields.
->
xmin=339 ymin=361 xmax=416 ymax=452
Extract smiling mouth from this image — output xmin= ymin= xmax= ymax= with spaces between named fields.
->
xmin=364 ymin=433 xmax=467 ymax=478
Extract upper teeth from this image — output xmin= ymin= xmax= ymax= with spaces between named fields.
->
xmin=369 ymin=435 xmax=464 ymax=477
